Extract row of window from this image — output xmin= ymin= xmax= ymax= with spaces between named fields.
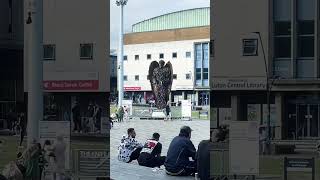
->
xmin=123 ymin=51 xmax=192 ymax=61
xmin=123 ymin=74 xmax=192 ymax=81
xmin=43 ymin=44 xmax=94 ymax=60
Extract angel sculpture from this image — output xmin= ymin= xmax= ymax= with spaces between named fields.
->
xmin=148 ymin=60 xmax=173 ymax=109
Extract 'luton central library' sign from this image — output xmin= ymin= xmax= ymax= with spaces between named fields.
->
xmin=212 ymin=78 xmax=266 ymax=90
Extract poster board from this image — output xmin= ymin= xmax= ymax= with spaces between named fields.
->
xmin=229 ymin=121 xmax=259 ymax=175
xmin=122 ymin=100 xmax=133 ymax=116
xmin=181 ymin=100 xmax=192 ymax=119
xmin=75 ymin=149 xmax=109 ymax=178
xmin=40 ymin=121 xmax=71 ymax=169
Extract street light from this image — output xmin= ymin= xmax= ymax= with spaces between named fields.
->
xmin=116 ymin=0 xmax=128 ymax=108
xmin=252 ymin=31 xmax=272 ymax=154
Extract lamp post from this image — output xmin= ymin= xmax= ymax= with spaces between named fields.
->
xmin=116 ymin=0 xmax=128 ymax=108
xmin=26 ymin=0 xmax=43 ymax=147
xmin=252 ymin=32 xmax=271 ymax=154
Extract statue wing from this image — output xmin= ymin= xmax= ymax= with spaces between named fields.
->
xmin=163 ymin=61 xmax=173 ymax=101
xmin=148 ymin=61 xmax=160 ymax=96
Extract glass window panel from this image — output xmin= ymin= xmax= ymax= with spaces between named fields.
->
xmin=195 ymin=44 xmax=202 ymax=68
xmin=274 ymin=22 xmax=291 ymax=35
xmin=273 ymin=60 xmax=291 ymax=78
xmin=274 ymin=37 xmax=291 ymax=58
xmin=297 ymin=36 xmax=314 ymax=57
xmin=297 ymin=0 xmax=315 ymax=20
xmin=203 ymin=43 xmax=209 ymax=68
xmin=274 ymin=0 xmax=291 ymax=21
xmin=203 ymin=79 xmax=209 ymax=86
xmin=298 ymin=21 xmax=314 ymax=35
xmin=297 ymin=59 xmax=314 ymax=78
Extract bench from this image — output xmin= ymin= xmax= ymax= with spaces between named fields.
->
xmin=271 ymin=144 xmax=295 ymax=154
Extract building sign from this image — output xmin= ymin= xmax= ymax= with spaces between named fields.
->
xmin=124 ymin=87 xmax=141 ymax=91
xmin=284 ymin=157 xmax=315 ymax=180
xmin=212 ymin=78 xmax=266 ymax=90
xmin=75 ymin=149 xmax=109 ymax=178
xmin=43 ymin=80 xmax=99 ymax=90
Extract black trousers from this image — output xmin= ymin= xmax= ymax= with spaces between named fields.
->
xmin=166 ymin=161 xmax=197 ymax=176
xmin=128 ymin=147 xmax=142 ymax=163
xmin=139 ymin=156 xmax=166 ymax=168
xmin=73 ymin=117 xmax=82 ymax=131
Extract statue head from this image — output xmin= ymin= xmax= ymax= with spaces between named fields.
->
xmin=159 ymin=60 xmax=165 ymax=68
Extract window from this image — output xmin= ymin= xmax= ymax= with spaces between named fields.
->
xmin=195 ymin=42 xmax=210 ymax=86
xmin=159 ymin=53 xmax=164 ymax=59
xmin=123 ymin=55 xmax=127 ymax=61
xmin=124 ymin=76 xmax=127 ymax=81
xmin=147 ymin=54 xmax=151 ymax=60
xmin=43 ymin=45 xmax=56 ymax=60
xmin=186 ymin=74 xmax=191 ymax=80
xmin=242 ymin=39 xmax=258 ymax=56
xmin=173 ymin=74 xmax=177 ymax=79
xmin=80 ymin=44 xmax=93 ymax=59
xmin=186 ymin=52 xmax=191 ymax=58
xmin=172 ymin=52 xmax=177 ymax=58
xmin=135 ymin=75 xmax=139 ymax=81
xmin=135 ymin=55 xmax=139 ymax=60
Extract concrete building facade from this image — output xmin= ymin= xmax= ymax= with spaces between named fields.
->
xmin=211 ymin=0 xmax=320 ymax=140
xmin=123 ymin=8 xmax=210 ymax=106
xmin=23 ymin=0 xmax=109 ymax=125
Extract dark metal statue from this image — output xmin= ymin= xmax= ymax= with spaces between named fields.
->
xmin=148 ymin=60 xmax=173 ymax=109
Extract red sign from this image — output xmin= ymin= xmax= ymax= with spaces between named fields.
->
xmin=43 ymin=80 xmax=99 ymax=90
xmin=124 ymin=87 xmax=141 ymax=91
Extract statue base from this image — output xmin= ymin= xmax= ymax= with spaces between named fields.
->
xmin=151 ymin=110 xmax=166 ymax=119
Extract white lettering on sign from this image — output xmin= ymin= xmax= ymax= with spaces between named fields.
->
xmin=213 ymin=78 xmax=266 ymax=90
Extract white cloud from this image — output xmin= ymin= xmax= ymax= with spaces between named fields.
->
xmin=110 ymin=0 xmax=210 ymax=51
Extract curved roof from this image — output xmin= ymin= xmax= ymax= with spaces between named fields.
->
xmin=132 ymin=7 xmax=210 ymax=33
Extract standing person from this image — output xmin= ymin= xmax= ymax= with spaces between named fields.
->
xmin=138 ymin=133 xmax=166 ymax=168
xmin=7 ymin=109 xmax=16 ymax=132
xmin=118 ymin=128 xmax=143 ymax=163
xmin=165 ymin=102 xmax=171 ymax=121
xmin=87 ymin=102 xmax=95 ymax=132
xmin=52 ymin=135 xmax=66 ymax=180
xmin=19 ymin=112 xmax=27 ymax=147
xmin=71 ymin=101 xmax=82 ymax=133
xmin=117 ymin=106 xmax=124 ymax=122
xmin=165 ymin=126 xmax=197 ymax=176
xmin=93 ymin=102 xmax=102 ymax=133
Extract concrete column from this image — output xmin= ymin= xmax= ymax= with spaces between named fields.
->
xmin=169 ymin=92 xmax=172 ymax=103
xmin=231 ymin=95 xmax=240 ymax=121
xmin=275 ymin=93 xmax=283 ymax=140
xmin=195 ymin=91 xmax=199 ymax=106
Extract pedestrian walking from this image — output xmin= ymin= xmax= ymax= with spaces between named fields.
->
xmin=93 ymin=102 xmax=102 ymax=133
xmin=117 ymin=106 xmax=124 ymax=122
xmin=165 ymin=102 xmax=171 ymax=121
xmin=19 ymin=112 xmax=26 ymax=147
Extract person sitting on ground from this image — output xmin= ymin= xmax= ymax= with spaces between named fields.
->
xmin=118 ymin=128 xmax=143 ymax=163
xmin=138 ymin=133 xmax=166 ymax=168
xmin=196 ymin=129 xmax=220 ymax=180
xmin=164 ymin=126 xmax=197 ymax=176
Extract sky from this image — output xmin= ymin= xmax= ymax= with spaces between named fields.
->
xmin=110 ymin=0 xmax=210 ymax=52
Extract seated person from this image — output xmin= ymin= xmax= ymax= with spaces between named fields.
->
xmin=138 ymin=133 xmax=166 ymax=168
xmin=196 ymin=129 xmax=220 ymax=180
xmin=165 ymin=126 xmax=196 ymax=176
xmin=118 ymin=128 xmax=143 ymax=163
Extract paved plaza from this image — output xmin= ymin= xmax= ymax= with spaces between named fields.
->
xmin=110 ymin=119 xmax=210 ymax=180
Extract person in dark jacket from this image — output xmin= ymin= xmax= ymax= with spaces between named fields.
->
xmin=196 ymin=129 xmax=220 ymax=180
xmin=72 ymin=101 xmax=82 ymax=133
xmin=138 ymin=133 xmax=166 ymax=168
xmin=165 ymin=126 xmax=196 ymax=176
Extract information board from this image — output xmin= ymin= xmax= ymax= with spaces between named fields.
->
xmin=40 ymin=121 xmax=71 ymax=169
xmin=122 ymin=100 xmax=133 ymax=116
xmin=229 ymin=121 xmax=259 ymax=175
xmin=181 ymin=100 xmax=192 ymax=119
xmin=75 ymin=149 xmax=109 ymax=178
